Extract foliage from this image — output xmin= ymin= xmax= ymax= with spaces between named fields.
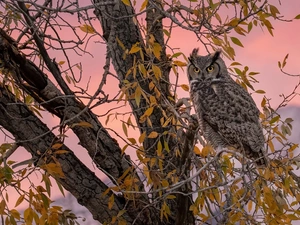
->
xmin=0 ymin=0 xmax=299 ymax=225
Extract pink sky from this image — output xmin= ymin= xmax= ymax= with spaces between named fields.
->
xmin=3 ymin=0 xmax=300 ymax=211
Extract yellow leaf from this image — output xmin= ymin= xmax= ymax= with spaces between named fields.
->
xmin=117 ymin=209 xmax=127 ymax=218
xmin=255 ymin=90 xmax=265 ymax=94
xmin=150 ymin=95 xmax=157 ymax=106
xmin=140 ymin=0 xmax=148 ymax=11
xmin=58 ymin=61 xmax=65 ymax=65
xmin=108 ymin=194 xmax=114 ymax=210
xmin=144 ymin=107 xmax=154 ymax=117
xmin=129 ymin=43 xmax=141 ymax=54
xmin=269 ymin=5 xmax=280 ymax=17
xmin=116 ymin=37 xmax=126 ymax=51
xmin=52 ymin=143 xmax=63 ymax=150
xmin=194 ymin=146 xmax=201 ymax=155
xmin=10 ymin=209 xmax=20 ymax=220
xmin=138 ymin=63 xmax=147 ymax=77
xmin=247 ymin=200 xmax=253 ymax=212
xmin=139 ymin=131 xmax=146 ymax=143
xmin=135 ymin=85 xmax=142 ymax=107
xmin=161 ymin=179 xmax=169 ymax=187
xmin=15 ymin=195 xmax=25 ymax=207
xmin=261 ymin=97 xmax=266 ymax=108
xmin=0 ymin=199 xmax=5 ymax=214
xmin=153 ymin=43 xmax=162 ymax=60
xmin=268 ymin=139 xmax=275 ymax=153
xmin=148 ymin=131 xmax=158 ymax=138
xmin=71 ymin=121 xmax=93 ymax=128
xmin=122 ymin=122 xmax=128 ymax=137
xmin=24 ymin=207 xmax=33 ymax=223
xmin=121 ymin=0 xmax=131 ymax=6
xmin=157 ymin=141 xmax=162 ymax=156
xmin=227 ymin=18 xmax=240 ymax=27
xmin=152 ymin=65 xmax=162 ymax=80
xmin=201 ymin=145 xmax=212 ymax=157
xmin=166 ymin=195 xmax=176 ymax=199
xmin=180 ymin=84 xmax=189 ymax=91
xmin=173 ymin=60 xmax=187 ymax=67
xmin=79 ymin=24 xmax=95 ymax=34
xmin=121 ymin=144 xmax=128 ymax=154
xmin=127 ymin=138 xmax=136 ymax=145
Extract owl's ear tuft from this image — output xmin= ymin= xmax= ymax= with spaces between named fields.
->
xmin=211 ymin=50 xmax=222 ymax=63
xmin=190 ymin=48 xmax=199 ymax=58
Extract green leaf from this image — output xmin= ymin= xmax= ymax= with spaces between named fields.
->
xmin=230 ymin=37 xmax=244 ymax=47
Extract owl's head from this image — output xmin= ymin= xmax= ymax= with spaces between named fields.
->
xmin=187 ymin=48 xmax=228 ymax=82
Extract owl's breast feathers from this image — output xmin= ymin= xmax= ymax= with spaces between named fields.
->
xmin=190 ymin=79 xmax=267 ymax=165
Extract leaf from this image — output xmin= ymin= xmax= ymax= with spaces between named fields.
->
xmin=282 ymin=53 xmax=289 ymax=68
xmin=295 ymin=14 xmax=300 ymax=19
xmin=129 ymin=43 xmax=141 ymax=54
xmin=127 ymin=138 xmax=136 ymax=145
xmin=15 ymin=195 xmax=25 ymax=207
xmin=71 ymin=121 xmax=93 ymax=128
xmin=0 ymin=199 xmax=5 ymax=214
xmin=58 ymin=61 xmax=65 ymax=65
xmin=248 ymin=21 xmax=253 ymax=33
xmin=52 ymin=143 xmax=63 ymax=150
xmin=227 ymin=18 xmax=240 ymax=27
xmin=261 ymin=97 xmax=266 ymax=107
xmin=269 ymin=115 xmax=280 ymax=124
xmin=144 ymin=107 xmax=154 ymax=117
xmin=173 ymin=60 xmax=187 ymax=67
xmin=43 ymin=163 xmax=64 ymax=178
xmin=194 ymin=146 xmax=201 ymax=155
xmin=269 ymin=5 xmax=280 ymax=17
xmin=24 ymin=207 xmax=34 ymax=223
xmin=122 ymin=122 xmax=128 ymax=137
xmin=121 ymin=0 xmax=131 ymax=6
xmin=139 ymin=131 xmax=146 ymax=143
xmin=79 ymin=24 xmax=95 ymax=34
xmin=108 ymin=194 xmax=114 ymax=209
xmin=140 ymin=0 xmax=148 ymax=11
xmin=255 ymin=90 xmax=265 ymax=94
xmin=135 ymin=85 xmax=142 ymax=107
xmin=230 ymin=37 xmax=244 ymax=47
xmin=148 ymin=131 xmax=158 ymax=138
xmin=171 ymin=52 xmax=182 ymax=58
xmin=157 ymin=141 xmax=162 ymax=156
xmin=138 ymin=63 xmax=147 ymax=77
xmin=152 ymin=65 xmax=162 ymax=79
xmin=180 ymin=84 xmax=189 ymax=91
xmin=153 ymin=43 xmax=162 ymax=60
xmin=54 ymin=150 xmax=69 ymax=155
xmin=10 ymin=209 xmax=20 ymax=220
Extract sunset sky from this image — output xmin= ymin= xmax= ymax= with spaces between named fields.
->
xmin=3 ymin=0 xmax=300 ymax=209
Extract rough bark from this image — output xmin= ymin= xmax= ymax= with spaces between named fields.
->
xmin=0 ymin=0 xmax=195 ymax=224
xmin=93 ymin=0 xmax=194 ymax=223
xmin=0 ymin=28 xmax=152 ymax=224
xmin=0 ymin=85 xmax=132 ymax=224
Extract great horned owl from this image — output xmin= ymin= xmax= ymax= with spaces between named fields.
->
xmin=187 ymin=48 xmax=268 ymax=166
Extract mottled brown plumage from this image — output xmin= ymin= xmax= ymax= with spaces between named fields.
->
xmin=187 ymin=49 xmax=268 ymax=165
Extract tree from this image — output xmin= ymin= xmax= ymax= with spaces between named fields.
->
xmin=0 ymin=0 xmax=299 ymax=224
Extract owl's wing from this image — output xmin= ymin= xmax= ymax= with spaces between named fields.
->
xmin=201 ymin=81 xmax=264 ymax=153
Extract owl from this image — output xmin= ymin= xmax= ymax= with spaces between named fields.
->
xmin=187 ymin=48 xmax=268 ymax=166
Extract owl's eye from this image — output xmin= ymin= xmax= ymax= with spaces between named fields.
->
xmin=193 ymin=67 xmax=200 ymax=73
xmin=206 ymin=65 xmax=214 ymax=72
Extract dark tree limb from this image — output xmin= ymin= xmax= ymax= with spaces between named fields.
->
xmin=0 ymin=85 xmax=133 ymax=224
